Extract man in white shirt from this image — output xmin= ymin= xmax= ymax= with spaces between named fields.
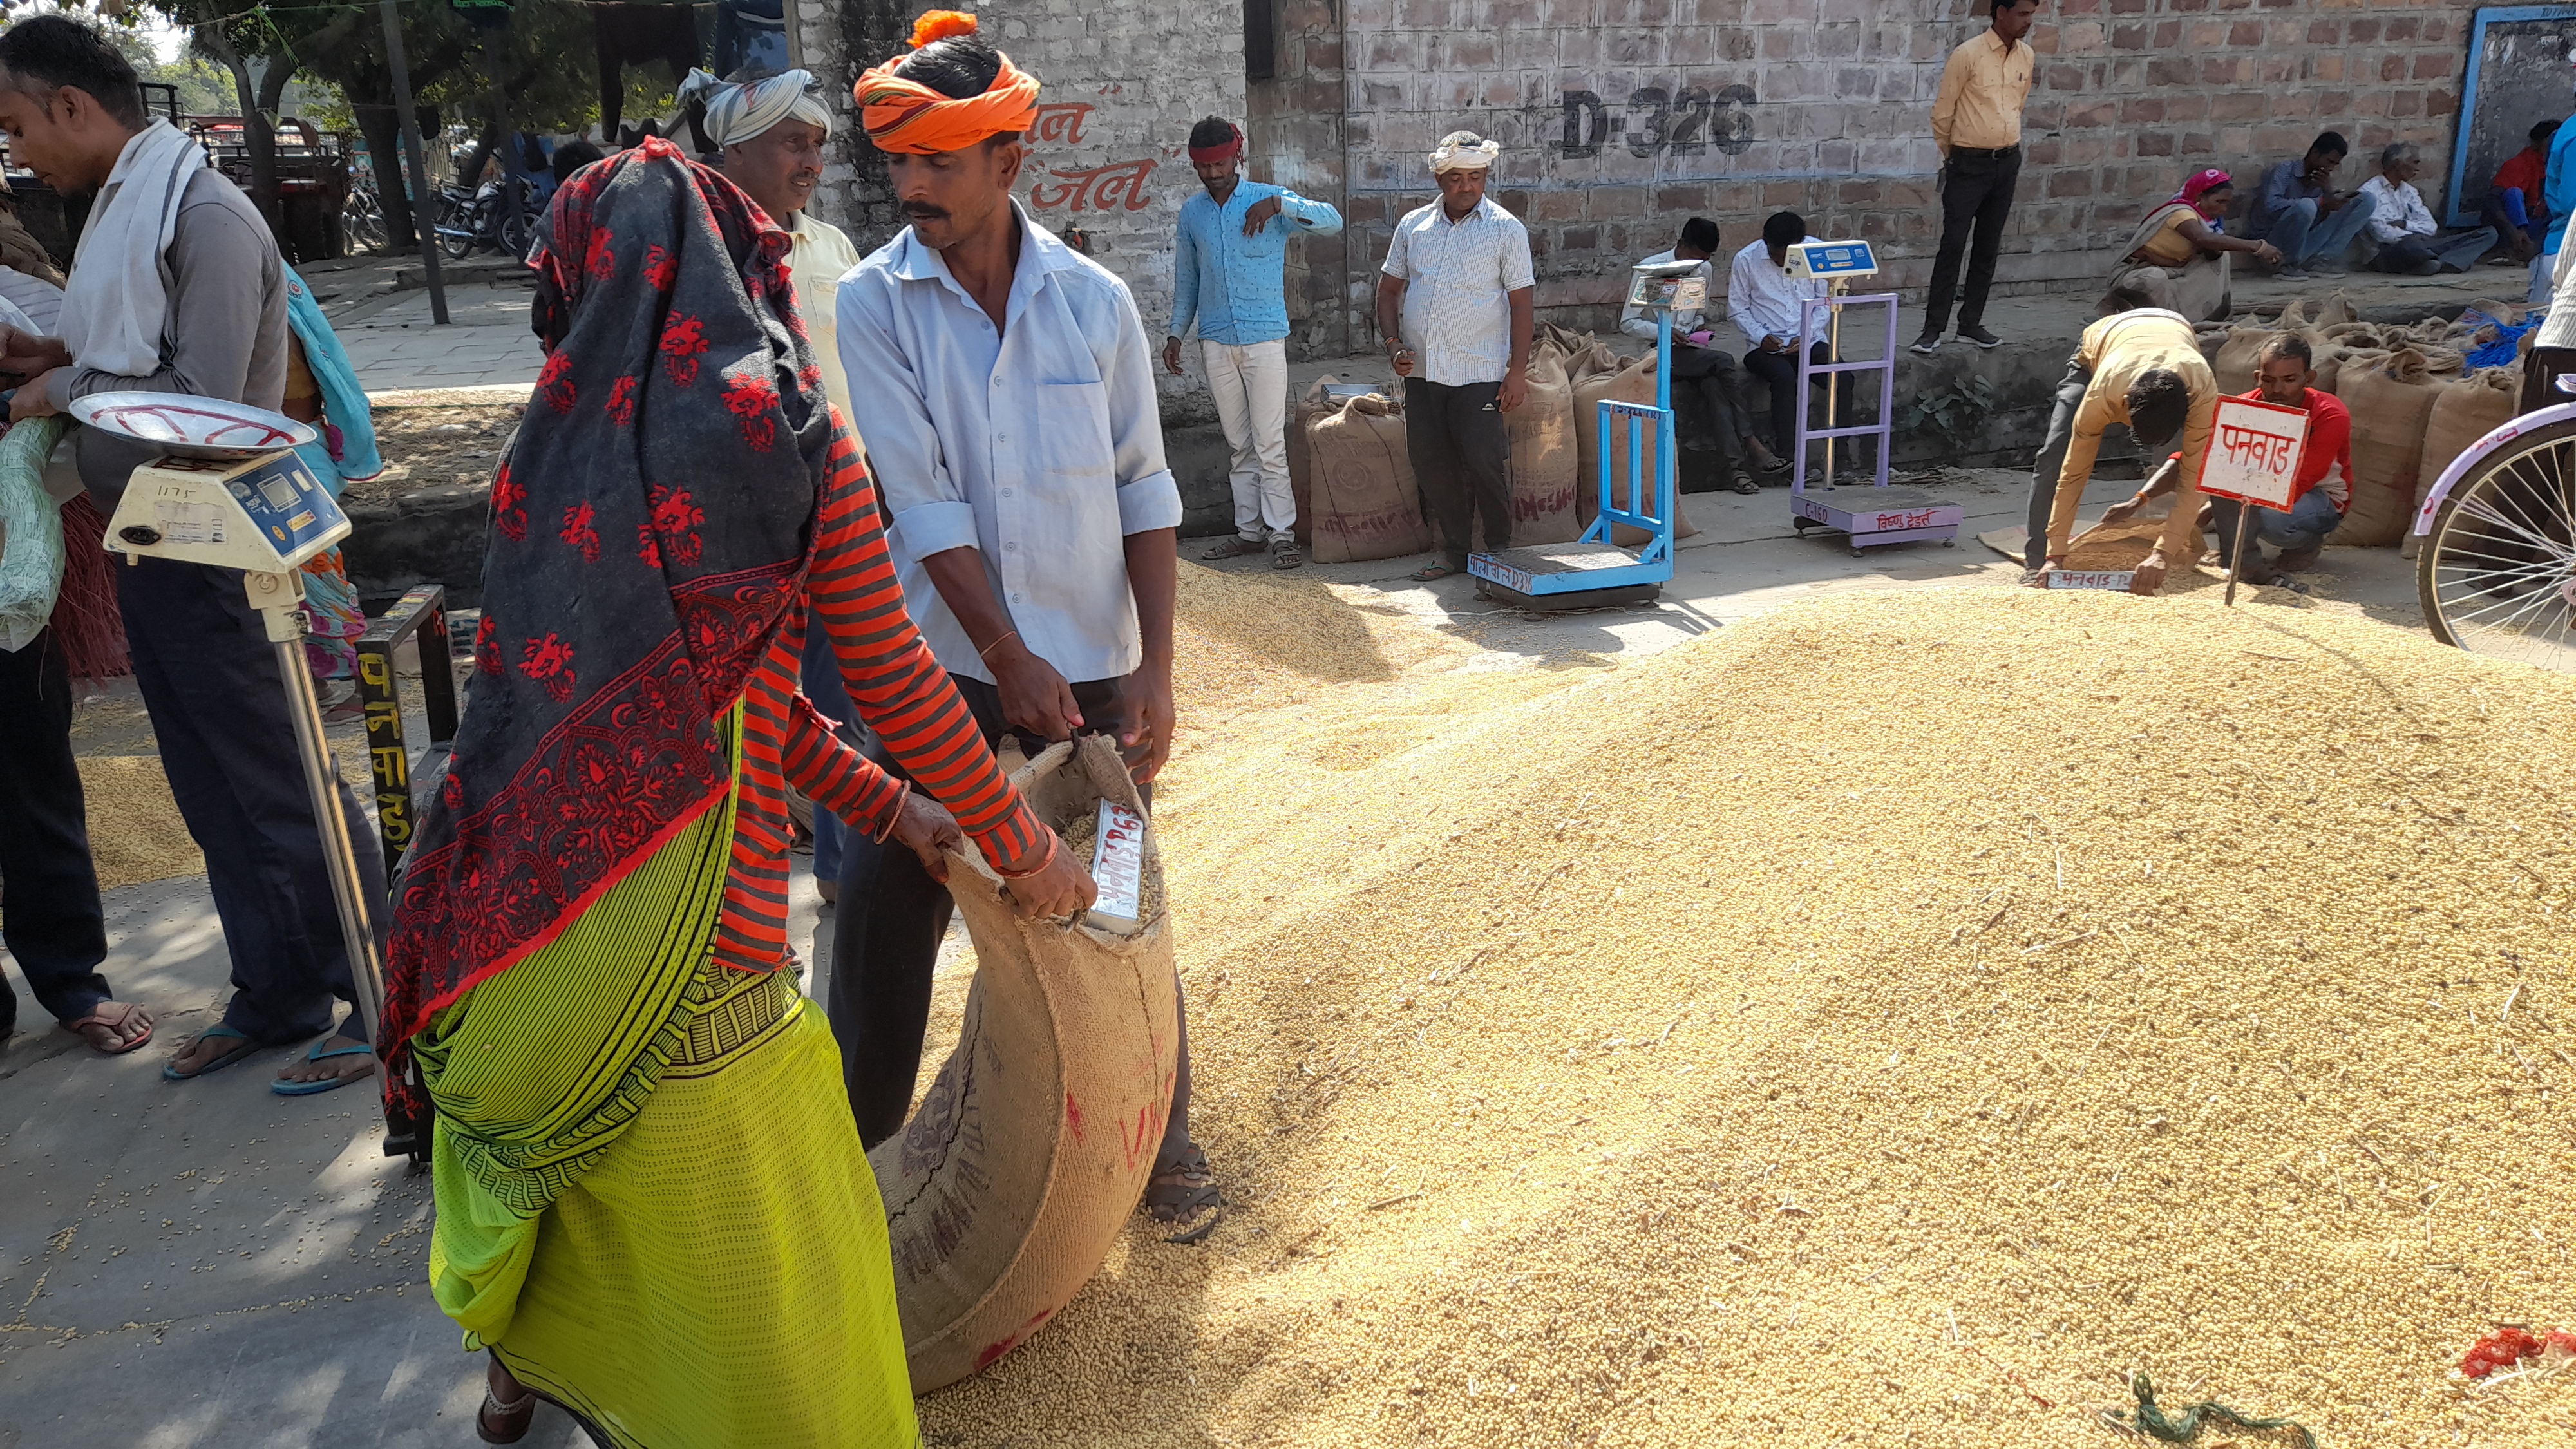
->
xmin=835 ymin=22 xmax=1218 ymax=1229
xmin=1730 ymin=211 xmax=1853 ymax=480
xmin=2360 ymin=142 xmax=2499 ymax=276
xmin=1620 ymin=217 xmax=1778 ymax=493
xmin=1376 ymin=129 xmax=1535 ymax=582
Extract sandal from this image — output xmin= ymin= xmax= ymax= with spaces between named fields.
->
xmin=1268 ymin=535 xmax=1304 ymax=570
xmin=1728 ymin=472 xmax=1761 ymax=495
xmin=1144 ymin=1142 xmax=1223 ymax=1242
xmin=271 ymin=1034 xmax=379 ymax=1096
xmin=1408 ymin=562 xmax=1461 ymax=582
xmin=163 ymin=1024 xmax=263 ymax=1082
xmin=1199 ymin=535 xmax=1266 ymax=562
xmin=61 ymin=1001 xmax=154 ymax=1055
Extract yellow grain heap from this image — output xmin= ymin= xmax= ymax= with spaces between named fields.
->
xmin=922 ymin=578 xmax=2576 ymax=1448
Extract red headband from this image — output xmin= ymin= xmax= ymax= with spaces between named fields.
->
xmin=1188 ymin=126 xmax=1242 ymax=166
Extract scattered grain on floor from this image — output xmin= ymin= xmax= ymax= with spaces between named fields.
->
xmin=914 ymin=576 xmax=2576 ymax=1449
xmin=77 ymin=754 xmax=205 ymax=889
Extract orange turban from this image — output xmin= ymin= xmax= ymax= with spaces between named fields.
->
xmin=856 ymin=11 xmax=1041 ymax=155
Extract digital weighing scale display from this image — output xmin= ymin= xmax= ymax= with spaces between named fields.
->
xmin=1788 ymin=240 xmax=1879 ymax=278
xmin=198 ymin=451 xmax=339 ymax=558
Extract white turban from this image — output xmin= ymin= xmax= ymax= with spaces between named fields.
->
xmin=1430 ymin=130 xmax=1501 ymax=174
xmin=679 ymin=68 xmax=833 ymax=149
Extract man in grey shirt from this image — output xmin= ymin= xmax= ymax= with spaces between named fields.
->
xmin=0 ymin=15 xmax=386 ymax=1094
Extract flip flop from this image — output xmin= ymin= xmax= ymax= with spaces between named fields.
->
xmin=1408 ymin=562 xmax=1461 ymax=582
xmin=272 ymin=1036 xmax=379 ymax=1096
xmin=61 ymin=1001 xmax=155 ymax=1055
xmin=162 ymin=1024 xmax=261 ymax=1081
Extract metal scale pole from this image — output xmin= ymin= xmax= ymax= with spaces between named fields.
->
xmin=1821 ymin=278 xmax=1848 ymax=487
xmin=239 ymin=571 xmax=388 ymax=1057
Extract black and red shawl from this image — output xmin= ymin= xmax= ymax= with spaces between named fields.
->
xmin=379 ymin=138 xmax=833 ymax=1079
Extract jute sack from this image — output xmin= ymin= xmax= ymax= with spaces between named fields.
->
xmin=2327 ymin=346 xmax=2443 ymax=547
xmin=2211 ymin=326 xmax=2278 ymax=397
xmin=1284 ymin=375 xmax=1343 ymax=546
xmin=1506 ymin=342 xmax=1582 ymax=544
xmin=874 ymin=735 xmax=1177 ymax=1390
xmin=1573 ymin=355 xmax=1699 ymax=545
xmin=1307 ymin=393 xmax=1434 ymax=562
xmin=2318 ymin=345 xmax=2387 ymax=398
xmin=2278 ymin=291 xmax=2358 ymax=330
xmin=2403 ymin=367 xmax=2520 ymax=558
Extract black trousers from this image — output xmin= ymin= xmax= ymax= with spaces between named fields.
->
xmin=1403 ymin=378 xmax=1513 ymax=567
xmin=0 ymin=627 xmax=111 ymax=1035
xmin=1669 ymin=344 xmax=1749 ymax=475
xmin=117 ymin=556 xmax=386 ymax=1045
xmin=828 ymin=671 xmax=1193 ymax=1166
xmin=1742 ymin=341 xmax=1855 ymax=466
xmin=1924 ymin=147 xmax=2022 ymax=336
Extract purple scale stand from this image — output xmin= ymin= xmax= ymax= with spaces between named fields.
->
xmin=1789 ymin=291 xmax=1962 ymax=558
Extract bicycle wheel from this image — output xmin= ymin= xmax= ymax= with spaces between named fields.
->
xmin=2417 ymin=415 xmax=2576 ymax=674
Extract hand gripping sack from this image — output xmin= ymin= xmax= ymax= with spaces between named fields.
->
xmin=873 ymin=735 xmax=1179 ymax=1390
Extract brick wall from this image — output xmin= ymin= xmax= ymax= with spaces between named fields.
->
xmin=799 ymin=0 xmax=2481 ymax=359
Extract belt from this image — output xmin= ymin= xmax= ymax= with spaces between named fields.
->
xmin=1951 ymin=144 xmax=2020 ymax=160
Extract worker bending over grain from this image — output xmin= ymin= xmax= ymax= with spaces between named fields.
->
xmin=835 ymin=11 xmax=1221 ymax=1231
xmin=2023 ymin=307 xmax=2216 ymax=596
xmin=2094 ymin=332 xmax=2350 ymax=587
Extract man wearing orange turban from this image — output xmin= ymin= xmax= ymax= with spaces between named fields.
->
xmin=835 ymin=14 xmax=1222 ymax=1235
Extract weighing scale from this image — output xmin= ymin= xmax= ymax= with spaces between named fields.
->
xmin=1466 ymin=258 xmax=1686 ymax=611
xmin=1783 ymin=240 xmax=1963 ymax=558
xmin=72 ymin=392 xmax=419 ymax=1160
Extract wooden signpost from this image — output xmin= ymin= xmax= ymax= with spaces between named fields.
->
xmin=2196 ymin=396 xmax=2311 ymax=605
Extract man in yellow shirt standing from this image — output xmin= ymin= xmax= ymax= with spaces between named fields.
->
xmin=1918 ymin=0 xmax=2038 ymax=355
xmin=2022 ymin=307 xmax=2218 ymax=596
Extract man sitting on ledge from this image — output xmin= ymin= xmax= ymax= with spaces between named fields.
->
xmin=2362 ymin=142 xmax=2499 ymax=276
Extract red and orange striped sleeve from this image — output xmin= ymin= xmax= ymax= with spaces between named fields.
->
xmin=806 ymin=428 xmax=1045 ymax=870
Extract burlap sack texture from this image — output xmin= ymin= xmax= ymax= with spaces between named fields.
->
xmin=870 ymin=734 xmax=1178 ymax=1392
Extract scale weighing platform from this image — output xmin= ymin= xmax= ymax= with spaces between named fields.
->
xmin=71 ymin=391 xmax=424 ymax=1162
xmin=1781 ymin=240 xmax=1963 ymax=558
xmin=1468 ymin=258 xmax=1692 ymax=611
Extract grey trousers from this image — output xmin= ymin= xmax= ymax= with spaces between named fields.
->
xmin=2024 ymin=356 xmax=2095 ymax=570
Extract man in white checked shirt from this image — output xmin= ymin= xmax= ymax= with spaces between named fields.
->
xmin=1375 ymin=130 xmax=1535 ymax=583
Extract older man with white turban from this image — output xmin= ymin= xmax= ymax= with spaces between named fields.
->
xmin=682 ymin=68 xmax=875 ymax=897
xmin=1374 ymin=129 xmax=1534 ymax=582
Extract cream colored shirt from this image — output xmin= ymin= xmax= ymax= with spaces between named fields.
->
xmin=2047 ymin=309 xmax=2217 ymax=562
xmin=788 ymin=213 xmax=862 ymax=429
xmin=1931 ymin=29 xmax=2035 ymax=156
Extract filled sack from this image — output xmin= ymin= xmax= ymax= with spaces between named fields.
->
xmin=2327 ymin=347 xmax=2445 ymax=547
xmin=1306 ymin=393 xmax=1434 ymax=563
xmin=1573 ymin=355 xmax=1698 ymax=545
xmin=2403 ymin=367 xmax=2521 ymax=558
xmin=1506 ymin=342 xmax=1582 ymax=544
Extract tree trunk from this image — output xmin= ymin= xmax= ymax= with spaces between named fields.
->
xmin=352 ymin=103 xmax=420 ymax=248
xmin=196 ymin=26 xmax=282 ymax=234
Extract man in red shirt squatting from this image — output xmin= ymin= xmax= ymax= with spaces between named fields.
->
xmin=2094 ymin=333 xmax=2349 ymax=586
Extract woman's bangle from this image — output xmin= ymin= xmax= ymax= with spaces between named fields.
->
xmin=994 ymin=829 xmax=1060 ymax=880
xmin=977 ymin=629 xmax=1019 ymax=662
xmin=871 ymin=781 xmax=911 ymax=844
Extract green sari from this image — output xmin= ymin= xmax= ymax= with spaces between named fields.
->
xmin=415 ymin=711 xmax=917 ymax=1447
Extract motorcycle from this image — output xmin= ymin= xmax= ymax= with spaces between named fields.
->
xmin=433 ymin=173 xmax=542 ymax=261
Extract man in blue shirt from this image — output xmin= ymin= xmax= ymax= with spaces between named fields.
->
xmin=2536 ymin=99 xmax=2576 ymax=307
xmin=2242 ymin=131 xmax=2376 ymax=280
xmin=1163 ymin=116 xmax=1341 ymax=570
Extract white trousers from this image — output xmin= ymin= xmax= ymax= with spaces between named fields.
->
xmin=1202 ymin=339 xmax=1294 ymax=539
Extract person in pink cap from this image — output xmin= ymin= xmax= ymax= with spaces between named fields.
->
xmin=2101 ymin=168 xmax=2280 ymax=323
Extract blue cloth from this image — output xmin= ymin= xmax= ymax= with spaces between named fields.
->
xmin=2464 ymin=308 xmax=2543 ymax=370
xmin=835 ymin=204 xmax=1186 ymax=687
xmin=2494 ymin=186 xmax=2533 ymax=229
xmin=280 ymin=264 xmax=382 ymax=491
xmin=1167 ymin=180 xmax=1341 ymax=346
xmin=2543 ymin=123 xmax=2576 ymax=254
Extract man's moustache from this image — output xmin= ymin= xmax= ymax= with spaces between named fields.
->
xmin=901 ymin=205 xmax=949 ymax=220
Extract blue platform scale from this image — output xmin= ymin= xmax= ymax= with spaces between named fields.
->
xmin=1467 ymin=260 xmax=1694 ymax=611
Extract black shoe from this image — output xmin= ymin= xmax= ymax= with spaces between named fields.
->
xmin=1958 ymin=323 xmax=2002 ymax=348
xmin=1908 ymin=333 xmax=1942 ymax=355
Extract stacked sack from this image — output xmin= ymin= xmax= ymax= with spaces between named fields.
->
xmin=1506 ymin=334 xmax=1584 ymax=545
xmin=1306 ymin=392 xmax=1435 ymax=564
xmin=2402 ymin=366 xmax=2521 ymax=558
xmin=1572 ymin=354 xmax=1700 ymax=547
xmin=2327 ymin=347 xmax=2447 ymax=548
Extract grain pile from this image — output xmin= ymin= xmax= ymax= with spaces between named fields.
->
xmin=919 ymin=580 xmax=2576 ymax=1448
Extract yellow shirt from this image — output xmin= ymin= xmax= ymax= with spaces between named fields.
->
xmin=1931 ymin=30 xmax=2035 ymax=156
xmin=787 ymin=213 xmax=864 ymax=434
xmin=2129 ymin=209 xmax=2201 ymax=269
xmin=2047 ymin=309 xmax=2218 ymax=562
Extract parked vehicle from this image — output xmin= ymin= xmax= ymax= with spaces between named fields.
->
xmin=343 ymin=164 xmax=390 ymax=254
xmin=2412 ymin=307 xmax=2576 ymax=674
xmin=434 ymin=173 xmax=541 ymax=261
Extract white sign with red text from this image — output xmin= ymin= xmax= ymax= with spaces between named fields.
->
xmin=2196 ymin=396 xmax=2309 ymax=510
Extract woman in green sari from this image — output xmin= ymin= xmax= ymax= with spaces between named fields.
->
xmin=380 ymin=138 xmax=1091 ymax=1446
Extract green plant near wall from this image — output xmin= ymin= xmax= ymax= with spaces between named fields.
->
xmin=1898 ymin=373 xmax=1997 ymax=455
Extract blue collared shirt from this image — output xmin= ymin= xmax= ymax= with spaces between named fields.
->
xmin=1168 ymin=180 xmax=1342 ymax=346
xmin=2546 ymin=122 xmax=2576 ymax=253
xmin=836 ymin=206 xmax=1184 ymax=685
